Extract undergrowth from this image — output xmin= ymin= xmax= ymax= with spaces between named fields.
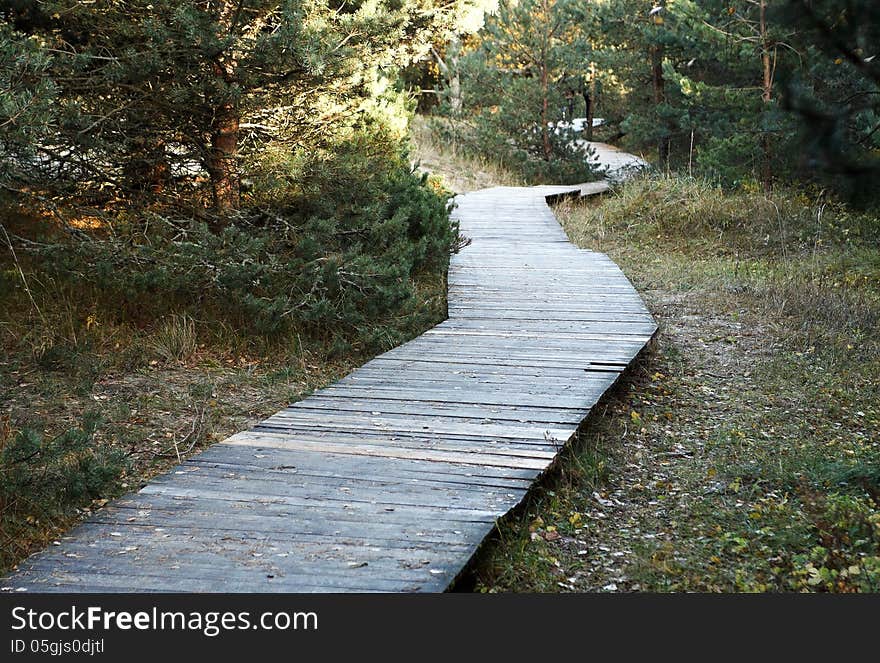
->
xmin=418 ymin=115 xmax=599 ymax=187
xmin=0 ymin=413 xmax=127 ymax=570
xmin=409 ymin=115 xmax=524 ymax=193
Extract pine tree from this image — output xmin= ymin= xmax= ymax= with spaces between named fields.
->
xmin=775 ymin=0 xmax=880 ymax=200
xmin=0 ymin=17 xmax=56 ymax=184
xmin=0 ymin=1 xmax=482 ymax=215
xmin=591 ymin=0 xmax=710 ymax=168
xmin=457 ymin=0 xmax=599 ymax=182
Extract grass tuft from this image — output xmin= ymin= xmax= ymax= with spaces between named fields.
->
xmin=150 ymin=314 xmax=198 ymax=364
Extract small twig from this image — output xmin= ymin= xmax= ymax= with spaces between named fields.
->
xmin=0 ymin=223 xmax=46 ymax=324
xmin=140 ymin=407 xmax=206 ymax=460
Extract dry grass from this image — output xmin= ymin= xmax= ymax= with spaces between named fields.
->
xmin=0 ymin=291 xmax=367 ymax=571
xmin=409 ymin=115 xmax=524 ymax=194
xmin=149 ymin=313 xmax=198 ymax=364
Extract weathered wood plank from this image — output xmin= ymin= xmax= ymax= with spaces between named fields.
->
xmin=190 ymin=445 xmax=543 ymax=482
xmin=222 ymin=433 xmax=558 ymax=470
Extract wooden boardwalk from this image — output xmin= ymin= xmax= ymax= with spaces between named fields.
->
xmin=2 ymin=182 xmax=656 ymax=593
xmin=575 ymin=141 xmax=649 ymax=181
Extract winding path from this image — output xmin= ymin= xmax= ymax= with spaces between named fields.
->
xmin=2 ymin=172 xmax=656 ymax=593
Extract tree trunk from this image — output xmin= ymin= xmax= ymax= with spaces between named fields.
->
xmin=207 ymin=98 xmax=240 ymax=212
xmin=448 ymin=40 xmax=462 ymax=117
xmin=583 ymin=90 xmax=593 ymax=140
xmin=126 ymin=136 xmax=169 ymax=195
xmin=651 ymin=45 xmax=669 ymax=167
xmin=206 ymin=1 xmax=240 ymax=214
xmin=432 ymin=41 xmax=462 ymax=118
xmin=449 ymin=72 xmax=462 ymax=117
xmin=759 ymin=0 xmax=773 ymax=192
xmin=540 ymin=61 xmax=551 ymax=161
xmin=147 ymin=140 xmax=169 ymax=194
xmin=586 ymin=63 xmax=597 ymax=141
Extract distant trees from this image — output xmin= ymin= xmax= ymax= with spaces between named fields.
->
xmin=449 ymin=0 xmax=601 ymax=183
xmin=776 ymin=0 xmax=880 ymax=201
xmin=587 ymin=0 xmax=799 ymax=186
xmin=482 ymin=0 xmax=573 ymax=161
xmin=423 ymin=0 xmax=879 ymax=198
xmin=590 ymin=0 xmax=701 ymax=169
xmin=4 ymin=1 xmax=875 ymax=199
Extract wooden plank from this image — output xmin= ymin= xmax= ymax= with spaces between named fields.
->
xmin=65 ymin=519 xmax=479 ymax=552
xmin=142 ymin=470 xmax=531 ymax=512
xmin=137 ymin=485 xmax=510 ymax=522
xmin=148 ymin=461 xmax=532 ymax=501
xmin=286 ymin=397 xmax=589 ymax=425
xmin=189 ymin=445 xmax=543 ymax=483
xmin=311 ymin=385 xmax=610 ymax=409
xmin=254 ymin=417 xmax=578 ymax=445
xmin=10 ymin=568 xmax=441 ymax=593
xmin=241 ymin=429 xmax=564 ymax=458
xmin=89 ymin=497 xmax=503 ymax=537
xmin=177 ymin=456 xmax=537 ymax=490
xmin=336 ymin=368 xmax=621 ymax=387
xmin=29 ymin=546 xmax=466 ymax=585
xmin=222 ymin=433 xmax=559 ymax=470
xmin=366 ymin=356 xmax=629 ymax=372
xmin=308 ymin=386 xmax=611 ymax=410
xmin=338 ymin=360 xmax=624 ymax=378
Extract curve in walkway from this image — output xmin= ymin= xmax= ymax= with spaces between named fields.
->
xmin=2 ymin=181 xmax=656 ymax=592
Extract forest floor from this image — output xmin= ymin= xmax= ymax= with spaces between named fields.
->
xmin=411 ymin=126 xmax=880 ymax=592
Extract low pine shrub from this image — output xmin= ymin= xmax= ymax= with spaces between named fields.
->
xmin=27 ymin=130 xmax=457 ymax=353
xmin=0 ymin=413 xmax=127 ymax=570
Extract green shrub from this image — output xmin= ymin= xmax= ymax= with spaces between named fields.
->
xmin=0 ymin=414 xmax=127 ymax=570
xmin=429 ymin=113 xmax=599 ymax=186
xmin=29 ymin=129 xmax=456 ymax=352
xmin=471 ymin=113 xmax=600 ymax=185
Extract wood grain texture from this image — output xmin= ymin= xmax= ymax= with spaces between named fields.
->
xmin=1 ymin=181 xmax=656 ymax=593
